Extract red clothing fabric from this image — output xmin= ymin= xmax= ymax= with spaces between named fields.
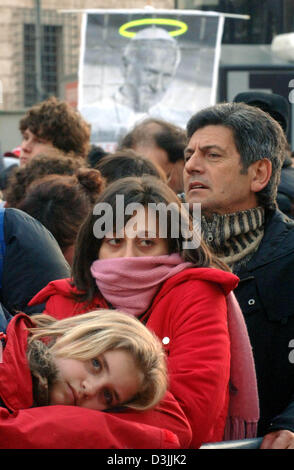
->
xmin=0 ymin=314 xmax=33 ymax=411
xmin=29 ymin=267 xmax=239 ymax=448
xmin=0 ymin=313 xmax=188 ymax=449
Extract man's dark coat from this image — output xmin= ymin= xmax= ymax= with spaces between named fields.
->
xmin=235 ymin=208 xmax=294 ymax=436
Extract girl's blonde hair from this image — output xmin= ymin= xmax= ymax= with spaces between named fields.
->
xmin=28 ymin=309 xmax=167 ymax=411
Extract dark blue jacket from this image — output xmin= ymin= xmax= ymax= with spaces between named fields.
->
xmin=0 ymin=207 xmax=70 ymax=315
xmin=0 ymin=303 xmax=12 ymax=333
xmin=234 ymin=209 xmax=294 ymax=436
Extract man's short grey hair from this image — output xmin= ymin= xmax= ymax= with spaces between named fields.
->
xmin=186 ymin=102 xmax=288 ymax=211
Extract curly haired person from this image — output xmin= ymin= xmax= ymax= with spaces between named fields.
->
xmin=19 ymin=97 xmax=91 ymax=166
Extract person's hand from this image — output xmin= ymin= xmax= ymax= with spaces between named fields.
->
xmin=260 ymin=430 xmax=294 ymax=449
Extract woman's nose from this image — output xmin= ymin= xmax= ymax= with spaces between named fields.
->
xmin=122 ymin=239 xmax=137 ymax=258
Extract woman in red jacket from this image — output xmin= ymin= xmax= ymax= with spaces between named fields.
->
xmin=29 ymin=176 xmax=259 ymax=448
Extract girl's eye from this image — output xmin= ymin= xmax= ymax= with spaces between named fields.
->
xmin=103 ymin=389 xmax=113 ymax=407
xmin=91 ymin=358 xmax=102 ymax=370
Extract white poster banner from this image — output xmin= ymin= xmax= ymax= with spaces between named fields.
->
xmin=78 ymin=9 xmax=225 ymax=151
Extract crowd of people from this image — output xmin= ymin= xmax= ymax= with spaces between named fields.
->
xmin=0 ymin=90 xmax=294 ymax=450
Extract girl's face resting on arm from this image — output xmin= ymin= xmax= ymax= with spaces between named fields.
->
xmin=99 ymin=206 xmax=169 ymax=259
xmin=49 ymin=349 xmax=143 ymax=410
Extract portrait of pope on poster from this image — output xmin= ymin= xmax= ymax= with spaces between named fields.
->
xmin=79 ymin=11 xmax=223 ymax=150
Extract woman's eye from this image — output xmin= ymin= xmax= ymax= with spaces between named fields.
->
xmin=107 ymin=238 xmax=121 ymax=246
xmin=91 ymin=358 xmax=102 ymax=370
xmin=139 ymin=239 xmax=154 ymax=247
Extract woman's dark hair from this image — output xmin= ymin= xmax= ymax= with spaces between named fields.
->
xmin=72 ymin=175 xmax=230 ymax=303
xmin=95 ymin=149 xmax=167 ymax=184
xmin=18 ymin=168 xmax=105 ymax=252
xmin=87 ymin=145 xmax=107 ymax=168
xmin=5 ymin=152 xmax=87 ymax=208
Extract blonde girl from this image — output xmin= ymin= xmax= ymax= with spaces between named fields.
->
xmin=1 ymin=309 xmax=167 ymax=414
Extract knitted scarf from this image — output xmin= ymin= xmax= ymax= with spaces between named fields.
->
xmin=91 ymin=254 xmax=192 ymax=316
xmin=90 ymin=255 xmax=259 ymax=441
xmin=201 ymin=207 xmax=265 ymax=269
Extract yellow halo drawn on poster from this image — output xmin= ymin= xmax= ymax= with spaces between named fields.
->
xmin=119 ymin=18 xmax=188 ymax=38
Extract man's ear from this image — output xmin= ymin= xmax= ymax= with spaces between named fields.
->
xmin=250 ymin=158 xmax=272 ymax=193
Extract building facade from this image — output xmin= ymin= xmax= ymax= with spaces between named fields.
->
xmin=1 ymin=0 xmax=293 ymax=151
xmin=0 ymin=0 xmax=173 ymax=112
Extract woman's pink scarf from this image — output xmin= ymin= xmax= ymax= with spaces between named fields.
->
xmin=224 ymin=292 xmax=259 ymax=440
xmin=90 ymin=254 xmax=259 ymax=441
xmin=90 ymin=253 xmax=193 ymax=316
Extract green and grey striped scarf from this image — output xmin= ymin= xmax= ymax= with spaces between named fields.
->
xmin=201 ymin=207 xmax=265 ymax=270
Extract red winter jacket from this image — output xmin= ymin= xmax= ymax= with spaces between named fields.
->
xmin=0 ymin=313 xmax=188 ymax=449
xmin=29 ymin=267 xmax=239 ymax=448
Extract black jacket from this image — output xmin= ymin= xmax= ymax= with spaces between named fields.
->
xmin=277 ymin=154 xmax=294 ymax=219
xmin=234 ymin=208 xmax=294 ymax=436
xmin=0 ymin=208 xmax=70 ymax=315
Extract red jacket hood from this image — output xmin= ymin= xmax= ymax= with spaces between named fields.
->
xmin=29 ymin=268 xmax=239 ymax=307
xmin=29 ymin=278 xmax=106 ymax=309
xmin=154 ymin=267 xmax=239 ymax=300
xmin=0 ymin=313 xmax=34 ymax=410
xmin=29 ymin=278 xmax=77 ymax=306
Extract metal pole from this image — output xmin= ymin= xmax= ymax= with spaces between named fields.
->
xmin=35 ymin=0 xmax=43 ymax=102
